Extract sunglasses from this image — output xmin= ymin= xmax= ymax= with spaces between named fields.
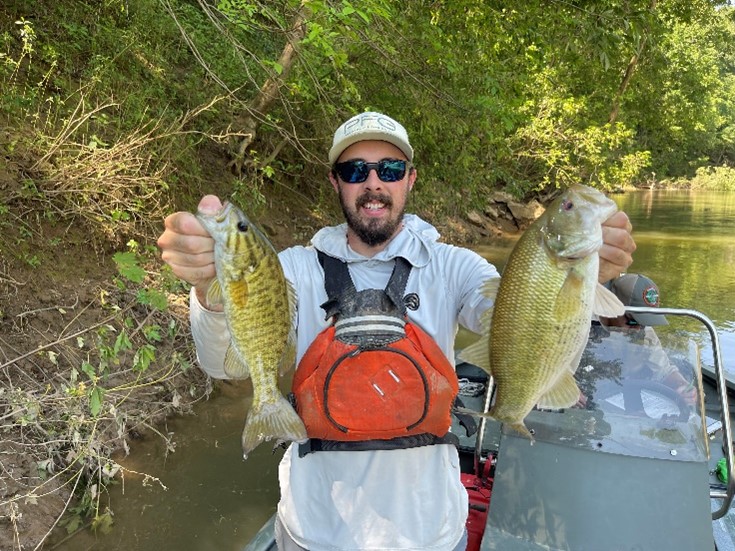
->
xmin=334 ymin=159 xmax=409 ymax=184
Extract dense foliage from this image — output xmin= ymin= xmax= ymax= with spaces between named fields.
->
xmin=2 ymin=0 xmax=734 ymax=222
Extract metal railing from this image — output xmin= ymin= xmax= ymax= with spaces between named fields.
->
xmin=626 ymin=306 xmax=734 ymax=520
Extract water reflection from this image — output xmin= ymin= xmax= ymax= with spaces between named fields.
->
xmin=49 ymin=382 xmax=282 ymax=551
xmin=610 ymin=191 xmax=735 ymax=380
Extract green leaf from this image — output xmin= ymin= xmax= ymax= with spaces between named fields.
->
xmin=113 ymin=331 xmax=132 ymax=355
xmin=89 ymin=386 xmax=105 ymax=416
xmin=81 ymin=361 xmax=96 ymax=380
xmin=143 ymin=324 xmax=163 ymax=343
xmin=113 ymin=252 xmax=146 ymax=283
xmin=133 ymin=344 xmax=156 ymax=372
xmin=92 ymin=510 xmax=114 ymax=534
xmin=136 ymin=289 xmax=168 ymax=310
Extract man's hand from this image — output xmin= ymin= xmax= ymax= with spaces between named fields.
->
xmin=599 ymin=211 xmax=636 ymax=284
xmin=157 ymin=195 xmax=224 ymax=307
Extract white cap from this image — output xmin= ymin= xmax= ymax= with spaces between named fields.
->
xmin=329 ymin=112 xmax=413 ymax=165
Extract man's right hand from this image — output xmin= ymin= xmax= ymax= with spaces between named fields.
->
xmin=157 ymin=195 xmax=224 ymax=307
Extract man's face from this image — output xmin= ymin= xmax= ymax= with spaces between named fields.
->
xmin=330 ymin=140 xmax=415 ymax=249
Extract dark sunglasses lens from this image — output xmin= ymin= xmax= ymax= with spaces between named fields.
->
xmin=335 ymin=160 xmax=408 ymax=183
xmin=377 ymin=160 xmax=407 ymax=182
xmin=336 ymin=161 xmax=368 ymax=183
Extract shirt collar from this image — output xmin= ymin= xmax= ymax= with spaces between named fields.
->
xmin=310 ymin=214 xmax=439 ymax=267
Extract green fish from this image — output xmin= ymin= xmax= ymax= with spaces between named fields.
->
xmin=460 ymin=185 xmax=626 ymax=439
xmin=197 ymin=202 xmax=307 ymax=458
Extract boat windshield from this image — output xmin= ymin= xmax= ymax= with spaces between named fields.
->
xmin=524 ymin=322 xmax=709 ymax=462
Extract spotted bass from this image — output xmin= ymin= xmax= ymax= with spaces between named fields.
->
xmin=460 ymin=184 xmax=625 ymax=439
xmin=197 ymin=202 xmax=307 ymax=458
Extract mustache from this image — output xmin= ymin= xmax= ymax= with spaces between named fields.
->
xmin=356 ymin=192 xmax=393 ymax=209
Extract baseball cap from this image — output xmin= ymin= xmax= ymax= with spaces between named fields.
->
xmin=609 ymin=273 xmax=668 ymax=326
xmin=329 ymin=112 xmax=413 ymax=165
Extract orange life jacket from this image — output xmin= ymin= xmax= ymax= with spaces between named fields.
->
xmin=291 ymin=252 xmax=459 ymax=454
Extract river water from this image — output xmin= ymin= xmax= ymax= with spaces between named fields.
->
xmin=49 ymin=189 xmax=735 ymax=551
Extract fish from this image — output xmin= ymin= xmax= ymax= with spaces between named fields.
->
xmin=460 ymin=184 xmax=626 ymax=439
xmin=197 ymin=202 xmax=307 ymax=458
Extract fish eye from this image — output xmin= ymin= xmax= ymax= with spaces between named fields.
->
xmin=562 ymin=200 xmax=574 ymax=211
xmin=236 ymin=221 xmax=249 ymax=232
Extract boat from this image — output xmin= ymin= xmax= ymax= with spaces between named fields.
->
xmin=243 ymin=306 xmax=735 ymax=551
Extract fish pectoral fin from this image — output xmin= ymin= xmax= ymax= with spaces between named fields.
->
xmin=224 ymin=345 xmax=251 ymax=379
xmin=536 ymin=372 xmax=581 ymax=410
xmin=205 ymin=278 xmax=224 ymax=306
xmin=553 ymin=269 xmax=585 ymax=317
xmin=457 ymin=337 xmax=492 ymax=375
xmin=593 ymin=282 xmax=626 ymax=318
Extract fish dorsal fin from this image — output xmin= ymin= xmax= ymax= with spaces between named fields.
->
xmin=224 ymin=344 xmax=250 ymax=379
xmin=536 ymin=371 xmax=581 ymax=410
xmin=456 ymin=276 xmax=500 ymax=376
xmin=286 ymin=279 xmax=297 ymax=325
xmin=593 ymin=282 xmax=626 ymax=318
xmin=475 ymin=276 xmax=500 ymax=334
xmin=277 ymin=279 xmax=298 ymax=376
xmin=458 ymin=334 xmax=492 ymax=377
xmin=205 ymin=278 xmax=224 ymax=306
xmin=279 ymin=329 xmax=297 ymax=376
xmin=479 ymin=276 xmax=501 ymax=302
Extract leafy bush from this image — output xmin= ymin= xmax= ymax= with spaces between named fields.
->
xmin=689 ymin=165 xmax=735 ymax=191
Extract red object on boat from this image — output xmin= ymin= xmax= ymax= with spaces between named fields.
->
xmin=462 ymin=457 xmax=493 ymax=551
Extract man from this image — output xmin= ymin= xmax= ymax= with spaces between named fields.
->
xmin=157 ymin=111 xmax=636 ymax=550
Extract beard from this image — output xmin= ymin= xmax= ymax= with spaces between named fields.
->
xmin=339 ymin=189 xmax=405 ymax=248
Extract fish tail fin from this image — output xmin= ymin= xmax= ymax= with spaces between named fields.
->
xmin=241 ymin=395 xmax=307 ymax=459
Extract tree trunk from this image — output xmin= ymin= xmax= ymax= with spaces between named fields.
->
xmin=608 ymin=0 xmax=657 ymax=125
xmin=229 ymin=7 xmax=308 ymax=174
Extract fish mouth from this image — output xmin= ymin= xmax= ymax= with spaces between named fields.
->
xmin=560 ymin=240 xmax=602 ymax=260
xmin=196 ymin=201 xmax=232 ymax=222
xmin=542 ymin=228 xmax=603 ymax=260
xmin=214 ymin=202 xmax=234 ymax=223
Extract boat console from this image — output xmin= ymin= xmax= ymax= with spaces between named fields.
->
xmin=476 ymin=307 xmax=734 ymax=551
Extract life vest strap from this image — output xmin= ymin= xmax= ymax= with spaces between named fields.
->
xmin=297 ymin=432 xmax=460 ymax=457
xmin=317 ymin=250 xmax=412 ymax=319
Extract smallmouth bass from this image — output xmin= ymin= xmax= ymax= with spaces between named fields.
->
xmin=197 ymin=202 xmax=307 ymax=458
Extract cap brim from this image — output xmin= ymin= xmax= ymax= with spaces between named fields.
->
xmin=329 ymin=132 xmax=413 ymax=164
xmin=630 ymin=312 xmax=668 ymax=326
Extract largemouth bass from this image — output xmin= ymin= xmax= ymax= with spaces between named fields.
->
xmin=197 ymin=202 xmax=307 ymax=458
xmin=460 ymin=184 xmax=626 ymax=439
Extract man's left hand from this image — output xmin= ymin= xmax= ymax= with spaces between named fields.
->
xmin=599 ymin=211 xmax=636 ymax=284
